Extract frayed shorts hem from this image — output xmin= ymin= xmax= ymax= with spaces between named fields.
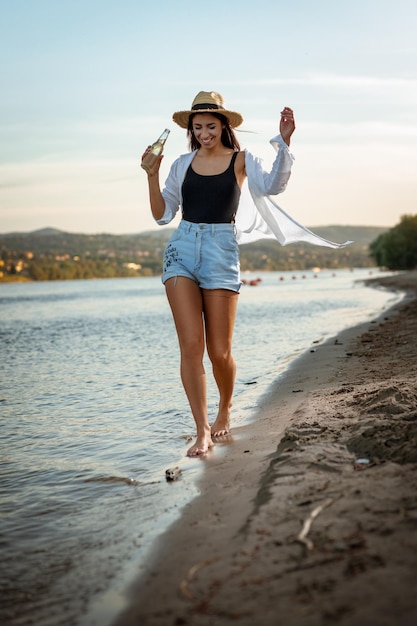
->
xmin=162 ymin=272 xmax=241 ymax=293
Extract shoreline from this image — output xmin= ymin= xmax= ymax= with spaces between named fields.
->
xmin=110 ymin=272 xmax=417 ymax=626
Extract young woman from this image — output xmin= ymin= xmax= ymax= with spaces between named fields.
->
xmin=142 ymin=91 xmax=348 ymax=457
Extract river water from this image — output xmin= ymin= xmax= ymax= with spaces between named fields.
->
xmin=0 ymin=269 xmax=398 ymax=625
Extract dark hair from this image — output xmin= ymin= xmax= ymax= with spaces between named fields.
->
xmin=187 ymin=112 xmax=241 ymax=151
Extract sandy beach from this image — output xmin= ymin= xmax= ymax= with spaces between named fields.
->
xmin=113 ymin=271 xmax=417 ymax=626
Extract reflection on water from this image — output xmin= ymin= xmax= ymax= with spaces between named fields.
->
xmin=0 ymin=271 xmax=397 ymax=625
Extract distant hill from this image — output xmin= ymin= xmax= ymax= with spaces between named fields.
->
xmin=0 ymin=228 xmax=175 ymax=256
xmin=305 ymin=225 xmax=387 ymax=247
xmin=238 ymin=225 xmax=388 ymax=272
xmin=0 ymin=225 xmax=388 ymax=281
xmin=0 ymin=225 xmax=385 ymax=252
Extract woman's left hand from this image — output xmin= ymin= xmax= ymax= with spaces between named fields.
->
xmin=280 ymin=107 xmax=295 ymax=146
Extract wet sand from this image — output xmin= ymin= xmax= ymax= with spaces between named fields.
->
xmin=113 ymin=271 xmax=417 ymax=626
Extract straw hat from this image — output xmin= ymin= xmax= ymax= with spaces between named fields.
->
xmin=172 ymin=91 xmax=244 ymax=129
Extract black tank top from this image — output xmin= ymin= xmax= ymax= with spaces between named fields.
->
xmin=181 ymin=152 xmax=241 ymax=223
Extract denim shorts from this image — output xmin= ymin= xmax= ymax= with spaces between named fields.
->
xmin=162 ymin=220 xmax=241 ymax=292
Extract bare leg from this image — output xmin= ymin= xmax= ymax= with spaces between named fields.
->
xmin=165 ymin=277 xmax=213 ymax=456
xmin=203 ymin=289 xmax=238 ymax=437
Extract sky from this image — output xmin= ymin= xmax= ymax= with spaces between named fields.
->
xmin=1 ymin=0 xmax=416 ymax=235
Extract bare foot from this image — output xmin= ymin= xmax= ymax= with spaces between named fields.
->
xmin=211 ymin=410 xmax=231 ymax=438
xmin=187 ymin=434 xmax=214 ymax=457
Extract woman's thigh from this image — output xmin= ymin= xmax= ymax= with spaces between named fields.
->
xmin=202 ymin=289 xmax=239 ymax=357
xmin=165 ymin=277 xmax=205 ymax=353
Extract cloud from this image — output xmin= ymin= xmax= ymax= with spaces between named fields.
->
xmin=168 ymin=74 xmax=417 ymax=90
xmin=244 ymin=75 xmax=417 ymax=89
xmin=0 ymin=157 xmax=156 ymax=234
xmin=301 ymin=120 xmax=417 ymax=141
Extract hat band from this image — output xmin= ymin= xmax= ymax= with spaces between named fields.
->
xmin=191 ymin=103 xmax=225 ymax=111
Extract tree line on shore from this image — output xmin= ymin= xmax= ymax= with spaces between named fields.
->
xmin=0 ymin=221 xmax=412 ymax=282
xmin=370 ymin=215 xmax=417 ymax=271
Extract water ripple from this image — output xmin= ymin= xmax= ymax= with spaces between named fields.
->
xmin=0 ymin=272 xmax=396 ymax=625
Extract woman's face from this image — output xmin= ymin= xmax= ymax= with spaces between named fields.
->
xmin=191 ymin=113 xmax=224 ymax=149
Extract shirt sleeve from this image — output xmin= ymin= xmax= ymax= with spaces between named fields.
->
xmin=155 ymin=158 xmax=182 ymax=225
xmin=248 ymin=134 xmax=295 ymax=196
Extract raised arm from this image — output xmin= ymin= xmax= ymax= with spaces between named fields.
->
xmin=243 ymin=106 xmax=296 ymax=196
xmin=279 ymin=106 xmax=295 ymax=146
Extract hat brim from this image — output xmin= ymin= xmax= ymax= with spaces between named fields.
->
xmin=172 ymin=108 xmax=243 ymax=129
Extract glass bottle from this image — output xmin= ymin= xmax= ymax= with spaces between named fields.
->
xmin=141 ymin=128 xmax=170 ymax=172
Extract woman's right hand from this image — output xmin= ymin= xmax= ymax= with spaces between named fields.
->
xmin=141 ymin=147 xmax=163 ymax=176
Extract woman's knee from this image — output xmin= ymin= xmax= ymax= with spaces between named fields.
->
xmin=180 ymin=335 xmax=205 ymax=361
xmin=207 ymin=343 xmax=234 ymax=369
